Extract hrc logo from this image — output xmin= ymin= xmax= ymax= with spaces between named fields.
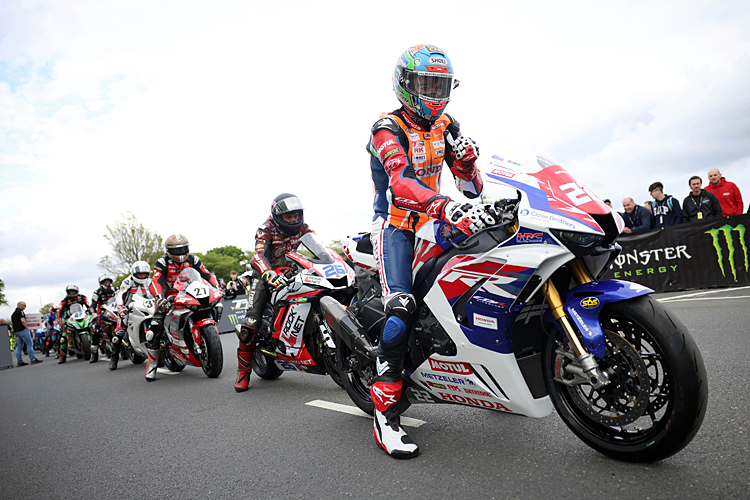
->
xmin=516 ymin=232 xmax=544 ymax=243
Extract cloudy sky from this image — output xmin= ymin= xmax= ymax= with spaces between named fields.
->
xmin=2 ymin=0 xmax=750 ymax=318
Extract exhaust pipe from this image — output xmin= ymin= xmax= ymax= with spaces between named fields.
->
xmin=319 ymin=296 xmax=377 ymax=360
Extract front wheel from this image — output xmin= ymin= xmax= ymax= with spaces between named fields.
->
xmin=544 ymin=295 xmax=708 ymax=462
xmin=80 ymin=334 xmax=92 ymax=361
xmin=197 ymin=324 xmax=223 ymax=378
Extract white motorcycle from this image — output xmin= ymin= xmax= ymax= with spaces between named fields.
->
xmin=323 ymin=147 xmax=707 ymax=462
xmin=122 ymin=293 xmax=153 ymax=365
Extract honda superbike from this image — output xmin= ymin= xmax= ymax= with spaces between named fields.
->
xmin=61 ymin=303 xmax=93 ymax=361
xmin=154 ymin=268 xmax=224 ymax=378
xmin=245 ymin=233 xmax=357 ymax=385
xmin=323 ymin=147 xmax=707 ymax=462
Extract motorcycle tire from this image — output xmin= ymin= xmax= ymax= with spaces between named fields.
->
xmin=197 ymin=324 xmax=223 ymax=378
xmin=322 ymin=348 xmax=344 ymax=389
xmin=80 ymin=334 xmax=91 ymax=361
xmin=251 ymin=350 xmax=283 ymax=380
xmin=543 ymin=295 xmax=708 ymax=462
xmin=120 ymin=348 xmax=129 ymax=360
xmin=164 ymin=354 xmax=186 ymax=372
xmin=129 ymin=351 xmax=147 ymax=365
xmin=336 ymin=335 xmax=375 ymax=416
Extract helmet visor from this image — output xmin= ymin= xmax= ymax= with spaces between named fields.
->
xmin=135 ymin=272 xmax=149 ymax=280
xmin=405 ymin=72 xmax=453 ymax=101
xmin=273 ymin=196 xmax=304 ymax=215
xmin=167 ymin=245 xmax=189 ymax=256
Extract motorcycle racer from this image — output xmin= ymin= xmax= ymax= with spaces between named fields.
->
xmin=57 ymin=285 xmax=90 ymax=364
xmin=234 ymin=193 xmax=313 ymax=392
xmin=145 ymin=234 xmax=218 ymax=381
xmin=109 ymin=261 xmax=153 ymax=370
xmin=366 ymin=44 xmax=493 ymax=459
xmin=44 ymin=306 xmax=59 ymax=357
xmin=88 ymin=274 xmax=117 ymax=363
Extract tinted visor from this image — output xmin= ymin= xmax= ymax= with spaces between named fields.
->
xmin=405 ymin=71 xmax=452 ymax=100
xmin=273 ymin=196 xmax=304 ymax=215
xmin=135 ymin=272 xmax=149 ymax=280
xmin=167 ymin=245 xmax=189 ymax=256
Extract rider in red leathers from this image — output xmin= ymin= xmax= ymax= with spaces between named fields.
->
xmin=88 ymin=274 xmax=117 ymax=363
xmin=145 ymin=234 xmax=219 ymax=381
xmin=366 ymin=44 xmax=494 ymax=458
xmin=234 ymin=193 xmax=313 ymax=392
xmin=57 ymin=284 xmax=90 ymax=364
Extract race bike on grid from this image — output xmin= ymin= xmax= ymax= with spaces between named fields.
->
xmin=150 ymin=268 xmax=224 ymax=379
xmin=61 ymin=303 xmax=94 ymax=361
xmin=120 ymin=292 xmax=154 ymax=366
xmin=95 ymin=297 xmax=127 ymax=362
xmin=322 ymin=147 xmax=707 ymax=462
xmin=239 ymin=233 xmax=357 ymax=385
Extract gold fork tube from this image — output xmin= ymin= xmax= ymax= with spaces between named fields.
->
xmin=568 ymin=259 xmax=593 ymax=285
xmin=542 ymin=280 xmax=587 ymax=357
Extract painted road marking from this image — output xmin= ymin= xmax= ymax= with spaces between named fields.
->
xmin=156 ymin=368 xmax=180 ymax=375
xmin=657 ymin=295 xmax=750 ymax=303
xmin=658 ymin=286 xmax=750 ymax=302
xmin=306 ymin=399 xmax=426 ymax=428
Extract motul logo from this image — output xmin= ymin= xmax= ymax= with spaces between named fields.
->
xmin=429 ymin=359 xmax=472 ymax=375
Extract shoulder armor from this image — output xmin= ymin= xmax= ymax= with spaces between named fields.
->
xmin=371 ymin=116 xmax=401 ymax=136
xmin=442 ymin=113 xmax=460 ymax=137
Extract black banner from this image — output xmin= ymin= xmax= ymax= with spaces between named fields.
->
xmin=602 ymin=213 xmax=750 ymax=292
xmin=217 ymin=294 xmax=248 ymax=334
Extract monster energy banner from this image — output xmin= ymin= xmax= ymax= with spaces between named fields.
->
xmin=217 ymin=294 xmax=249 ymax=333
xmin=602 ymin=213 xmax=750 ymax=292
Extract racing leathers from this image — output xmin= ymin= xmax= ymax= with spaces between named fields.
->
xmin=234 ymin=216 xmax=313 ymax=391
xmin=88 ymin=284 xmax=117 ymax=363
xmin=57 ymin=294 xmax=90 ymax=363
xmin=145 ymin=254 xmax=218 ymax=380
xmin=108 ymin=276 xmax=153 ymax=370
xmin=366 ymin=107 xmax=483 ymax=426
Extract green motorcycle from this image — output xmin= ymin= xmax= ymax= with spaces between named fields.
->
xmin=60 ymin=303 xmax=93 ymax=363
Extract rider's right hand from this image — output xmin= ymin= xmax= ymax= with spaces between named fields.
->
xmin=262 ymin=271 xmax=288 ymax=289
xmin=444 ymin=201 xmax=495 ymax=236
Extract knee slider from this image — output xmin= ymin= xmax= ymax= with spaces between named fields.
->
xmin=382 ymin=293 xmax=416 ymax=344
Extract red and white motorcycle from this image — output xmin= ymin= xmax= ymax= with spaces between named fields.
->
xmin=248 ymin=233 xmax=357 ymax=385
xmin=323 ymin=147 xmax=707 ymax=462
xmin=156 ymin=268 xmax=224 ymax=378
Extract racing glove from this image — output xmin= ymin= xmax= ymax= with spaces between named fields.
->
xmin=426 ymin=195 xmax=494 ymax=236
xmin=262 ymin=271 xmax=288 ymax=289
xmin=156 ymin=295 xmax=174 ymax=311
xmin=446 ymin=133 xmax=479 ymax=174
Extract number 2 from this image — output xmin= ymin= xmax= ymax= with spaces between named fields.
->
xmin=559 ymin=182 xmax=592 ymax=206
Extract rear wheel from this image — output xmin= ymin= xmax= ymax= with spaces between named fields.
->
xmin=130 ymin=350 xmax=146 ymax=364
xmin=544 ymin=295 xmax=708 ymax=462
xmin=252 ymin=351 xmax=283 ymax=380
xmin=322 ymin=348 xmax=344 ymax=388
xmin=164 ymin=354 xmax=186 ymax=372
xmin=336 ymin=338 xmax=375 ymax=416
xmin=197 ymin=324 xmax=223 ymax=378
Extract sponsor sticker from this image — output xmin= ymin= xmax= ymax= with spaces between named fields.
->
xmin=491 ymin=168 xmax=515 ymax=178
xmin=473 ymin=313 xmax=498 ymax=330
xmin=580 ymin=297 xmax=600 ymax=309
xmin=516 ymin=232 xmax=544 ymax=243
xmin=429 ymin=358 xmax=473 ymax=375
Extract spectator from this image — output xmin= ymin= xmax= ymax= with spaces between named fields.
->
xmin=704 ymin=168 xmax=744 ymax=217
xmin=10 ymin=301 xmax=42 ymax=366
xmin=648 ymin=181 xmax=682 ymax=228
xmin=644 ymin=201 xmax=653 ymax=213
xmin=683 ymin=175 xmax=722 ymax=222
xmin=621 ymin=197 xmax=653 ymax=234
xmin=603 ymin=199 xmax=612 ymax=208
xmin=224 ymin=270 xmax=248 ymax=299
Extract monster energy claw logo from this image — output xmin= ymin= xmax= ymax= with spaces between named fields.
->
xmin=705 ymin=224 xmax=749 ymax=280
xmin=228 ymin=314 xmax=239 ymax=325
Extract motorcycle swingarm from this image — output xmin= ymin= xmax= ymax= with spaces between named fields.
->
xmin=547 ymin=279 xmax=653 ymax=359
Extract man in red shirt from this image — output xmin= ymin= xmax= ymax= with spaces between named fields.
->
xmin=705 ymin=169 xmax=743 ymax=217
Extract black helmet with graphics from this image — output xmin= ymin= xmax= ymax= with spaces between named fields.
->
xmin=165 ymin=234 xmax=190 ymax=263
xmin=271 ymin=193 xmax=304 ymax=236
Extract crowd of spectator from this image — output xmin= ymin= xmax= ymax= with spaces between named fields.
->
xmin=616 ymin=168 xmax=746 ymax=234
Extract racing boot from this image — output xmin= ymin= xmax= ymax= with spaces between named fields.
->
xmin=371 ymin=381 xmax=418 ymax=459
xmin=234 ymin=322 xmax=259 ymax=392
xmin=234 ymin=343 xmax=255 ymax=392
xmin=109 ymin=337 xmax=122 ymax=370
xmin=90 ymin=342 xmax=99 ymax=363
xmin=145 ymin=348 xmax=159 ymax=381
xmin=58 ymin=348 xmax=67 ymax=364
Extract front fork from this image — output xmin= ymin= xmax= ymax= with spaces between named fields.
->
xmin=543 ymin=260 xmax=610 ymax=389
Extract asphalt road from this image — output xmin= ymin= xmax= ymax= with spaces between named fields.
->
xmin=1 ymin=288 xmax=749 ymax=500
